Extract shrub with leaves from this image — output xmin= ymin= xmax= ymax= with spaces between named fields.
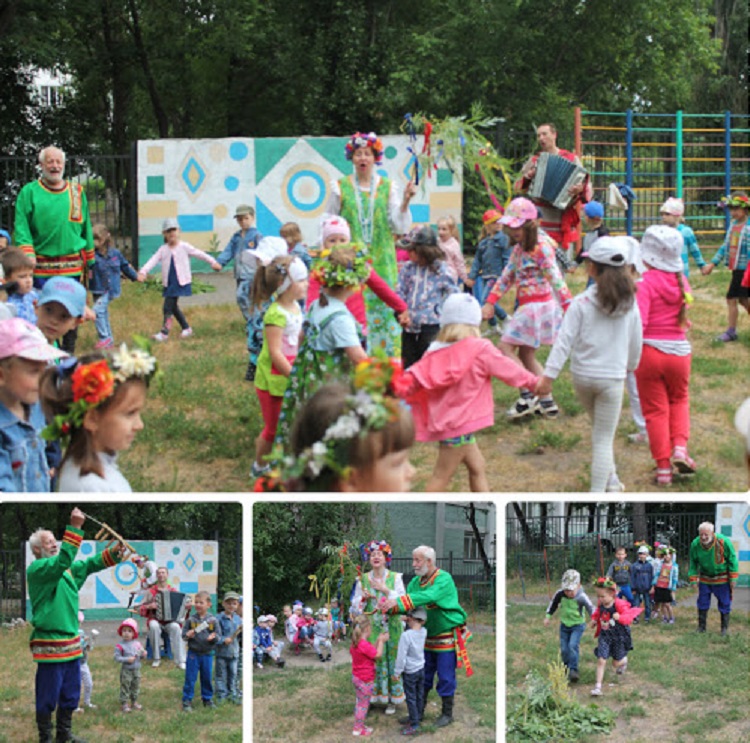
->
xmin=507 ymin=659 xmax=615 ymax=741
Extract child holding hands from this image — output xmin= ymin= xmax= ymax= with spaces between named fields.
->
xmin=350 ymin=614 xmax=389 ymax=737
xmin=590 ymin=577 xmax=641 ymax=696
xmin=114 ymin=618 xmax=147 ymax=713
xmin=394 ymin=607 xmax=427 ymax=735
xmin=544 ymin=569 xmax=594 ymax=683
xmin=137 ymin=218 xmax=221 ymax=342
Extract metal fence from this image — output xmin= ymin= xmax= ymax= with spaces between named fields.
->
xmin=0 ymin=148 xmax=138 ymax=261
xmin=507 ymin=511 xmax=713 ymax=589
xmin=0 ymin=535 xmax=242 ymax=622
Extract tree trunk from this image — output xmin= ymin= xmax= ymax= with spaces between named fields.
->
xmin=632 ymin=502 xmax=648 ymax=543
xmin=465 ymin=503 xmax=492 ymax=580
xmin=511 ymin=502 xmax=535 ymax=546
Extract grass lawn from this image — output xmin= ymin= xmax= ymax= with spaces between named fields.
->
xmin=0 ymin=625 xmax=242 ymax=743
xmin=252 ymin=613 xmax=496 ymax=742
xmin=506 ymin=591 xmax=750 ymax=742
xmin=78 ymin=264 xmax=749 ymax=491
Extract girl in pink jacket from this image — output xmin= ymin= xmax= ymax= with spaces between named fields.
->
xmin=398 ymin=293 xmax=538 ymax=491
xmin=634 ymin=225 xmax=695 ymax=486
xmin=137 ymin=218 xmax=221 ymax=341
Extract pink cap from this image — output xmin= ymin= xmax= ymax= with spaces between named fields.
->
xmin=499 ymin=198 xmax=538 ymax=229
xmin=117 ymin=618 xmax=139 ymax=639
xmin=321 ymin=216 xmax=351 ymax=245
xmin=660 ymin=197 xmax=684 ymax=216
xmin=0 ymin=318 xmax=69 ymax=362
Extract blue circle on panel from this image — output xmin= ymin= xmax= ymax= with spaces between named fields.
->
xmin=167 ymin=561 xmax=174 ymax=570
xmin=224 ymin=176 xmax=239 ymax=192
xmin=377 ymin=168 xmax=389 ymax=179
xmin=229 ymin=142 xmax=248 ymax=161
xmin=115 ymin=562 xmax=137 ymax=586
xmin=287 ymin=170 xmax=326 ymax=211
xmin=80 ymin=543 xmax=93 ymax=555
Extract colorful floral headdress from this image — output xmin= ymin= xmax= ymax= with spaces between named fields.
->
xmin=310 ymin=243 xmax=371 ymax=289
xmin=360 ymin=540 xmax=393 ymax=566
xmin=593 ymin=576 xmax=617 ymax=591
xmin=720 ymin=193 xmax=750 ymax=209
xmin=345 ymin=132 xmax=385 ymax=165
xmin=254 ymin=354 xmax=408 ymax=492
xmin=42 ymin=340 xmax=159 ymax=445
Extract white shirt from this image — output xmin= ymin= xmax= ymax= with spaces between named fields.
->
xmin=58 ymin=452 xmax=132 ymax=492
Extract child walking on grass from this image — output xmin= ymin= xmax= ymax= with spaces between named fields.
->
xmin=631 ymin=545 xmax=654 ymax=623
xmin=350 ymin=614 xmax=389 ymax=737
xmin=398 ymin=293 xmax=538 ymax=492
xmin=544 ymin=570 xmax=594 ymax=683
xmin=114 ymin=619 xmax=147 ymax=713
xmin=481 ymin=197 xmax=572 ymax=420
xmin=652 ymin=546 xmax=679 ymax=625
xmin=634 ymin=225 xmax=695 ymax=486
xmin=40 ymin=343 xmax=157 ymax=492
xmin=137 ymin=218 xmax=221 ymax=342
xmin=590 ymin=577 xmax=640 ymax=697
xmin=536 ymin=236 xmax=642 ymax=492
xmin=250 ymin=255 xmax=309 ymax=479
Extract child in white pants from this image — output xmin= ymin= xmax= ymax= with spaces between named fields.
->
xmin=537 ymin=236 xmax=642 ymax=491
xmin=313 ymin=608 xmax=333 ymax=662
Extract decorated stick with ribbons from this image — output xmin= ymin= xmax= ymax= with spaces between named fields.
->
xmin=80 ymin=511 xmax=138 ymax=560
xmin=404 ymin=113 xmax=421 ymax=186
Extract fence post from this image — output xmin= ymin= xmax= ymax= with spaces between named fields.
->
xmin=574 ymin=106 xmax=582 ymax=158
xmin=724 ymin=110 xmax=732 ymax=232
xmin=625 ymin=109 xmax=634 ymax=235
xmin=675 ymin=110 xmax=683 ymax=198
xmin=130 ymin=141 xmax=139 ymax=267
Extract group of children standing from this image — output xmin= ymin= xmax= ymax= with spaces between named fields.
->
xmin=545 ymin=542 xmax=681 ymax=696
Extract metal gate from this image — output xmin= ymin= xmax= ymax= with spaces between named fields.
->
xmin=0 ymin=544 xmax=26 ymax=622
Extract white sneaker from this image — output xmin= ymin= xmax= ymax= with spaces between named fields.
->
xmin=178 ymin=662 xmax=186 ymax=670
xmin=590 ymin=686 xmax=602 ymax=696
xmin=605 ymin=473 xmax=625 ymax=492
xmin=180 ymin=327 xmax=193 ymax=338
xmin=385 ymin=703 xmax=396 ymax=715
xmin=151 ymin=660 xmax=161 ymax=668
xmin=152 ymin=332 xmax=168 ymax=342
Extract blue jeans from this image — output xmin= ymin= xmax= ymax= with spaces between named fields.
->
xmin=480 ymin=276 xmax=508 ymax=322
xmin=215 ymin=656 xmax=239 ymax=700
xmin=402 ymin=668 xmax=425 ymax=726
xmin=182 ymin=651 xmax=213 ymax=703
xmin=236 ymin=278 xmax=252 ymax=322
xmin=617 ymin=584 xmax=634 ymax=603
xmin=559 ymin=623 xmax=585 ymax=672
xmin=633 ymin=589 xmax=652 ymax=620
xmin=93 ymin=292 xmax=112 ymax=341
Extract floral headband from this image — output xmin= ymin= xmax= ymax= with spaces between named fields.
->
xmin=310 ymin=243 xmax=371 ymax=289
xmin=361 ymin=540 xmax=393 ymax=566
xmin=43 ymin=341 xmax=159 ymax=445
xmin=254 ymin=355 xmax=407 ymax=491
xmin=593 ymin=577 xmax=617 ymax=591
xmin=720 ymin=194 xmax=750 ymax=209
xmin=656 ymin=545 xmax=676 ymax=556
xmin=634 ymin=540 xmax=652 ymax=552
xmin=345 ymin=132 xmax=384 ymax=164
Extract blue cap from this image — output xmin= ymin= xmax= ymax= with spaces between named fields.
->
xmin=37 ymin=277 xmax=87 ymax=317
xmin=584 ymin=201 xmax=604 ymax=219
xmin=0 ymin=229 xmax=11 ymax=244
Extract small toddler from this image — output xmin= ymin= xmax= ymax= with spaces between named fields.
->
xmin=1 ymin=248 xmax=38 ymax=324
xmin=114 ymin=618 xmax=147 ymax=713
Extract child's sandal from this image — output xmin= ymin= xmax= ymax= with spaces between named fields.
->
xmin=655 ymin=468 xmax=673 ymax=486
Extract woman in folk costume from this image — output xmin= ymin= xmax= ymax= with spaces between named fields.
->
xmin=325 ymin=131 xmax=416 ymax=355
xmin=349 ymin=540 xmax=406 ymax=714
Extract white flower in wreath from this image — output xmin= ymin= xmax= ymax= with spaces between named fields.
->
xmin=111 ymin=344 xmax=156 ymax=382
xmin=324 ymin=412 xmax=360 ymax=441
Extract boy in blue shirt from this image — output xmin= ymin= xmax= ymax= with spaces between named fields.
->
xmin=216 ymin=204 xmax=262 ymax=323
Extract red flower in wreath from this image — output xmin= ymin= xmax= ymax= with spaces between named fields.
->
xmin=72 ymin=360 xmax=115 ymax=405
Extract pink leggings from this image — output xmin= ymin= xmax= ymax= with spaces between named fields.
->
xmin=634 ymin=345 xmax=691 ymax=468
xmin=255 ymin=388 xmax=283 ymax=443
xmin=352 ymin=675 xmax=373 ymax=728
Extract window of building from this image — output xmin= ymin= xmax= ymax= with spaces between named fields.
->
xmin=464 ymin=531 xmax=486 ymax=561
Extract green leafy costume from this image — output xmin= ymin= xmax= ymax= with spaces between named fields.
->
xmin=338 ymin=177 xmax=402 ymax=356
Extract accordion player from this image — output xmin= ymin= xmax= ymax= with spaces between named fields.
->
xmin=527 ymin=152 xmax=588 ymax=211
xmin=155 ymin=590 xmax=190 ymax=624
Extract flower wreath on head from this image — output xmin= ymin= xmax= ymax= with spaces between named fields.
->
xmin=721 ymin=193 xmax=750 ymax=209
xmin=310 ymin=243 xmax=371 ymax=290
xmin=345 ymin=131 xmax=384 ymax=165
xmin=593 ymin=576 xmax=617 ymax=591
xmin=254 ymin=353 xmax=408 ymax=492
xmin=360 ymin=540 xmax=393 ymax=567
xmin=42 ymin=339 xmax=159 ymax=446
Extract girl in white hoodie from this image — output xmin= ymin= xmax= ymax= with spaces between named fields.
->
xmin=536 ymin=236 xmax=642 ymax=491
